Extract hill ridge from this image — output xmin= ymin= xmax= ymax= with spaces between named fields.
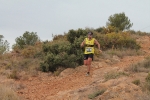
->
xmin=15 ymin=36 xmax=150 ymax=100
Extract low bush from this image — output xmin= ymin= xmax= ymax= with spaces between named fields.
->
xmin=40 ymin=29 xmax=86 ymax=72
xmin=95 ymin=26 xmax=119 ymax=34
xmin=88 ymin=89 xmax=105 ymax=99
xmin=67 ymin=28 xmax=87 ymax=43
xmin=132 ymin=79 xmax=140 ymax=86
xmin=97 ymin=32 xmax=140 ymax=50
xmin=53 ymin=34 xmax=67 ymax=41
xmin=40 ymin=52 xmax=78 ymax=72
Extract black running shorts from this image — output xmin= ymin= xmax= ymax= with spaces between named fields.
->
xmin=84 ymin=53 xmax=94 ymax=60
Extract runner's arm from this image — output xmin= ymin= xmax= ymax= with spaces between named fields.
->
xmin=94 ymin=39 xmax=102 ymax=53
xmin=94 ymin=39 xmax=101 ymax=50
xmin=81 ymin=39 xmax=85 ymax=47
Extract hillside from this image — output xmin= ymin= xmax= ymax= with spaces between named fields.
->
xmin=1 ymin=34 xmax=150 ymax=100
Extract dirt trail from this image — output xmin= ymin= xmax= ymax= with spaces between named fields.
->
xmin=17 ymin=71 xmax=93 ymax=100
xmin=16 ymin=36 xmax=150 ymax=100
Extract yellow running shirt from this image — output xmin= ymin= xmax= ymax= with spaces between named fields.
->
xmin=84 ymin=38 xmax=95 ymax=54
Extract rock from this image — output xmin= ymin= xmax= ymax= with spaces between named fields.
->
xmin=112 ymin=67 xmax=120 ymax=71
xmin=112 ymin=55 xmax=120 ymax=62
xmin=105 ymin=59 xmax=111 ymax=63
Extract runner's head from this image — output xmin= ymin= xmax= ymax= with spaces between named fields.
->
xmin=88 ymin=32 xmax=93 ymax=39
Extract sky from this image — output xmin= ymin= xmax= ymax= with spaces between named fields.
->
xmin=0 ymin=0 xmax=150 ymax=49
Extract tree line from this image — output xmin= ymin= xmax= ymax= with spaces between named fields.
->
xmin=0 ymin=12 xmax=133 ymax=54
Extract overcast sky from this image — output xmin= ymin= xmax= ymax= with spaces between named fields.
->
xmin=0 ymin=0 xmax=150 ymax=48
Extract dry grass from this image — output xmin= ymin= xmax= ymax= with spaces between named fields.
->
xmin=101 ymin=49 xmax=143 ymax=59
xmin=127 ymin=57 xmax=150 ymax=73
xmin=88 ymin=89 xmax=105 ymax=99
xmin=8 ymin=70 xmax=20 ymax=80
xmin=126 ymin=58 xmax=150 ymax=93
xmin=0 ymin=51 xmax=41 ymax=79
xmin=0 ymin=52 xmax=42 ymax=80
xmin=138 ymin=93 xmax=150 ymax=100
xmin=0 ymin=84 xmax=20 ymax=100
xmin=104 ymin=71 xmax=129 ymax=81
xmin=0 ymin=43 xmax=43 ymax=77
xmin=98 ymin=49 xmax=144 ymax=65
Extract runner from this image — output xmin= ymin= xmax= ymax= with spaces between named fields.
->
xmin=81 ymin=32 xmax=102 ymax=76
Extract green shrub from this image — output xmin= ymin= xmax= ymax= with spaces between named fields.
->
xmin=95 ymin=26 xmax=119 ymax=34
xmin=41 ymin=31 xmax=86 ymax=72
xmin=0 ymin=35 xmax=9 ymax=54
xmin=100 ymin=32 xmax=140 ymax=50
xmin=42 ymin=41 xmax=72 ymax=55
xmin=94 ymin=32 xmax=140 ymax=50
xmin=67 ymin=28 xmax=87 ymax=43
xmin=15 ymin=31 xmax=40 ymax=49
xmin=132 ymin=79 xmax=140 ymax=85
xmin=40 ymin=52 xmax=78 ymax=72
xmin=41 ymin=41 xmax=76 ymax=72
xmin=95 ymin=27 xmax=103 ymax=33
xmin=53 ymin=34 xmax=67 ymax=41
xmin=41 ymin=28 xmax=140 ymax=72
xmin=106 ymin=12 xmax=133 ymax=31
